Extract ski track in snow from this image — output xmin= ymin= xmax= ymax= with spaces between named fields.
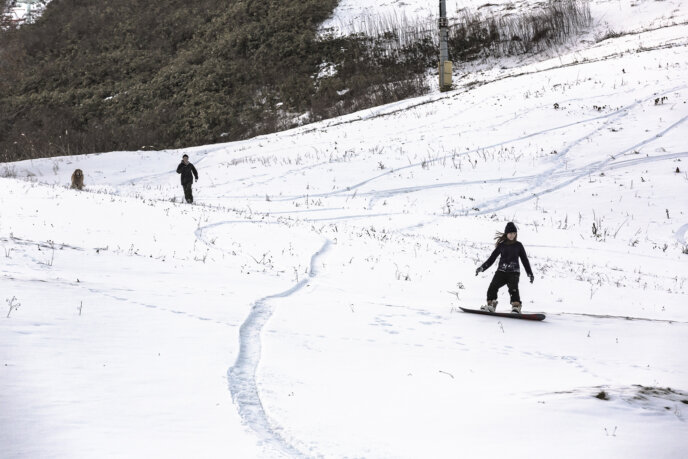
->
xmin=558 ymin=312 xmax=688 ymax=324
xmin=274 ymin=102 xmax=640 ymax=202
xmin=226 ymin=239 xmax=331 ymax=457
xmin=471 ymin=113 xmax=688 ymax=215
xmin=352 ymin=88 xmax=687 ymax=215
xmin=324 ymin=151 xmax=688 ymax=206
xmin=218 ymin=87 xmax=643 ymax=197
xmin=218 ymin=85 xmax=685 ymax=212
xmin=194 ymin=220 xmax=334 ymax=455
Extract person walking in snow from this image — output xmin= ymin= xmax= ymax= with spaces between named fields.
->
xmin=176 ymin=154 xmax=198 ymax=203
xmin=475 ymin=222 xmax=534 ymax=314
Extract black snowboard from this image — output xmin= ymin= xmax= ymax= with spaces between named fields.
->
xmin=459 ymin=307 xmax=545 ymax=321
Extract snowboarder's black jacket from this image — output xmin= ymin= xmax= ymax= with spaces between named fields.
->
xmin=176 ymin=162 xmax=198 ymax=185
xmin=480 ymin=240 xmax=533 ymax=276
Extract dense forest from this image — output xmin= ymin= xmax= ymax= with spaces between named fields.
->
xmin=0 ymin=0 xmax=590 ymax=161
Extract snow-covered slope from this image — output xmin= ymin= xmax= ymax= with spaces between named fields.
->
xmin=2 ymin=1 xmax=687 ymax=457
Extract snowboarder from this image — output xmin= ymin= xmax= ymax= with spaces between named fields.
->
xmin=176 ymin=154 xmax=198 ymax=203
xmin=475 ymin=222 xmax=534 ymax=314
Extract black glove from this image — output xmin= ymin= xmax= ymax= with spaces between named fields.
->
xmin=529 ymin=274 xmax=534 ymax=284
xmin=475 ymin=267 xmax=483 ymax=276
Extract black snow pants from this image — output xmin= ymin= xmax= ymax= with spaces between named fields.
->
xmin=183 ymin=182 xmax=194 ymax=203
xmin=487 ymin=271 xmax=521 ymax=303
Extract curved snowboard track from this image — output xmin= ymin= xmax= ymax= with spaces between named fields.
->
xmin=228 ymin=240 xmax=331 ymax=458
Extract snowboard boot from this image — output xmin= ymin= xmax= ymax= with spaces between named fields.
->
xmin=480 ymin=300 xmax=497 ymax=313
xmin=511 ymin=302 xmax=522 ymax=314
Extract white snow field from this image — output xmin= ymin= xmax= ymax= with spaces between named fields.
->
xmin=2 ymin=1 xmax=688 ymax=458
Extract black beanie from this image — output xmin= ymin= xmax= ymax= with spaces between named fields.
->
xmin=504 ymin=222 xmax=517 ymax=233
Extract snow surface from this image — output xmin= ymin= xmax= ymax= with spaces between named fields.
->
xmin=2 ymin=0 xmax=688 ymax=457
xmin=6 ymin=0 xmax=49 ymax=24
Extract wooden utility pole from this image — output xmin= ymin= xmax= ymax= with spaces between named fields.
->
xmin=438 ymin=0 xmax=452 ymax=91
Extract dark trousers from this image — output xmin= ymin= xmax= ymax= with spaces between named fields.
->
xmin=182 ymin=182 xmax=193 ymax=203
xmin=487 ymin=271 xmax=520 ymax=303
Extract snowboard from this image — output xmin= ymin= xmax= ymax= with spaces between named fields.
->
xmin=459 ymin=307 xmax=545 ymax=321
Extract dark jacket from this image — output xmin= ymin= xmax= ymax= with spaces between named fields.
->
xmin=480 ymin=240 xmax=533 ymax=276
xmin=177 ymin=162 xmax=198 ymax=185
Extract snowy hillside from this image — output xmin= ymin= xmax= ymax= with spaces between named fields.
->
xmin=2 ymin=0 xmax=688 ymax=457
